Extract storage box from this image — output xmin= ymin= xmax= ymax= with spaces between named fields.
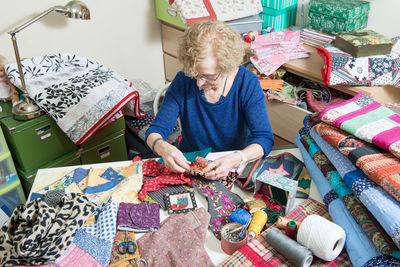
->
xmin=335 ymin=30 xmax=394 ymax=58
xmin=83 ymin=116 xmax=126 ymax=146
xmin=0 ymin=127 xmax=18 ymax=186
xmin=0 ymin=179 xmax=25 ymax=215
xmin=307 ymin=0 xmax=370 ymax=34
xmin=226 ymin=15 xmax=263 ymax=34
xmin=254 ymin=170 xmax=297 ymax=215
xmin=261 ymin=0 xmax=298 ymax=10
xmin=156 ymin=0 xmax=263 ymax=34
xmin=155 ymin=0 xmax=186 ymax=30
xmin=1 ymin=115 xmax=76 ymax=172
xmin=80 ymin=130 xmax=128 ymax=165
xmin=17 ymin=150 xmax=81 ymax=196
xmin=260 ymin=2 xmax=298 ymax=32
xmin=0 ymin=101 xmax=13 ymax=121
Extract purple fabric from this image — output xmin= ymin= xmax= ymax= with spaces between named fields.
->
xmin=117 ymin=203 xmax=160 ymax=232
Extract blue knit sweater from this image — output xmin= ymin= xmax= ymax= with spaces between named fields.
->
xmin=146 ymin=66 xmax=274 ymax=155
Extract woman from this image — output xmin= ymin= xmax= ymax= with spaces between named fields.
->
xmin=146 ymin=21 xmax=274 ymax=180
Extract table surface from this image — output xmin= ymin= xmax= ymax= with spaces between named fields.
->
xmin=29 ymin=147 xmax=322 ymax=266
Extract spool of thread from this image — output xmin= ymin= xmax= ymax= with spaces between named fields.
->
xmin=248 ymin=210 xmax=268 ymax=240
xmin=276 ymin=216 xmax=301 ymax=230
xmin=229 ymin=208 xmax=251 ymax=225
xmin=297 ymin=215 xmax=346 ymax=261
xmin=221 ymin=223 xmax=248 ymax=255
xmin=285 ymin=220 xmax=298 ymax=239
xmin=266 ymin=228 xmax=313 ymax=267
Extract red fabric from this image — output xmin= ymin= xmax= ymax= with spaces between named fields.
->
xmin=186 ymin=0 xmax=218 ymax=26
xmin=138 ymin=160 xmax=192 ymax=201
xmin=316 ymin=46 xmax=332 ymax=87
xmin=306 ymin=91 xmax=345 ymax=112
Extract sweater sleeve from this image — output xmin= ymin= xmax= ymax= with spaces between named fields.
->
xmin=145 ymin=72 xmax=183 ymax=143
xmin=242 ymin=73 xmax=274 ymax=156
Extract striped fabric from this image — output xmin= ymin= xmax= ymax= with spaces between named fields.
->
xmin=307 ymin=118 xmax=400 ymax=249
xmin=219 ymin=198 xmax=352 ymax=267
xmin=299 ymin=127 xmax=398 ymax=257
xmin=313 ymin=121 xmax=400 ymax=203
xmin=319 ymin=92 xmax=400 ymax=159
xmin=261 ymin=0 xmax=298 ymax=9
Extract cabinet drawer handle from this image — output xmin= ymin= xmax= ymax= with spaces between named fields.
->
xmin=35 ymin=124 xmax=52 ymax=140
xmin=98 ymin=145 xmax=111 ymax=159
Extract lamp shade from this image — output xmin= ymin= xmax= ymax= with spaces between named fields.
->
xmin=59 ymin=1 xmax=90 ymax=20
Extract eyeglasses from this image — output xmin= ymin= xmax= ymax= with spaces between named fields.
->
xmin=196 ymin=70 xmax=222 ymax=82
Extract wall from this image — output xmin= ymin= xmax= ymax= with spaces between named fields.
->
xmin=0 ymin=0 xmax=166 ymax=89
xmin=1 ymin=0 xmax=399 ymax=91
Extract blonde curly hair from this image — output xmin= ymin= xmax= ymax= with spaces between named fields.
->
xmin=177 ymin=21 xmax=246 ymax=77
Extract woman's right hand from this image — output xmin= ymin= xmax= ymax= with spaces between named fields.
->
xmin=156 ymin=141 xmax=191 ymax=173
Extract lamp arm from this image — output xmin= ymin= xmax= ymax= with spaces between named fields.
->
xmin=8 ymin=6 xmax=64 ymax=35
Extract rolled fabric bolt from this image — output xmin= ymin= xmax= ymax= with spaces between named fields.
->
xmin=248 ymin=210 xmax=268 ymax=241
xmin=266 ymin=228 xmax=313 ymax=267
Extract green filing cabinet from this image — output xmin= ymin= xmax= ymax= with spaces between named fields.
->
xmin=1 ymin=115 xmax=77 ymax=172
xmin=84 ymin=117 xmax=126 ymax=146
xmin=80 ymin=129 xmax=128 ymax=165
xmin=17 ymin=150 xmax=81 ymax=197
xmin=0 ymin=101 xmax=13 ymax=121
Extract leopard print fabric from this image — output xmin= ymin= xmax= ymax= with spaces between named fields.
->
xmin=0 ymin=193 xmax=96 ymax=266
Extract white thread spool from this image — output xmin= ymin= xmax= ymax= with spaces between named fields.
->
xmin=297 ymin=215 xmax=346 ymax=261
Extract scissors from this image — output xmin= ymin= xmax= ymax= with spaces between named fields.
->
xmin=127 ymin=258 xmax=147 ymax=267
xmin=118 ymin=231 xmax=137 ymax=254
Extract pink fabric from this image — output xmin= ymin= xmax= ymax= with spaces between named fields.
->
xmin=372 ymin=127 xmax=400 ymax=150
xmin=55 ymin=245 xmax=102 ymax=267
xmin=137 ymin=208 xmax=213 ymax=267
xmin=319 ymin=91 xmax=363 ymax=121
xmin=139 ymin=159 xmax=192 ymax=201
xmin=332 ymin=101 xmax=381 ymax=128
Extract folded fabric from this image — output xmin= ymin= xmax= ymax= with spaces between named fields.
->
xmin=0 ymin=193 xmax=96 ymax=266
xmin=265 ymin=86 xmax=297 ymax=105
xmin=238 ymin=152 xmax=311 ymax=199
xmin=170 ymin=0 xmax=262 ymax=26
xmin=300 ymin=126 xmax=399 ymax=257
xmin=5 ymin=53 xmax=139 ymax=145
xmin=319 ymin=92 xmax=400 ymax=160
xmin=316 ymin=36 xmax=400 ymax=87
xmin=305 ymin=90 xmax=345 ymax=112
xmin=310 ymin=119 xmax=400 ymax=249
xmin=220 ymin=198 xmax=352 ymax=267
xmin=117 ymin=202 xmax=160 ymax=232
xmin=137 ymin=207 xmax=214 ymax=266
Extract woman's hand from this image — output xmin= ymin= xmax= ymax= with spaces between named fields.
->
xmin=157 ymin=141 xmax=191 ymax=173
xmin=202 ymin=152 xmax=242 ymax=180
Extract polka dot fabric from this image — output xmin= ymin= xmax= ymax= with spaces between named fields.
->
xmin=137 ymin=208 xmax=213 ymax=267
xmin=138 ymin=159 xmax=192 ymax=201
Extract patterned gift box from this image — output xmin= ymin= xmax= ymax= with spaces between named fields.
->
xmin=307 ymin=0 xmax=370 ymax=34
xmin=335 ymin=29 xmax=394 ymax=57
xmin=260 ymin=1 xmax=298 ymax=32
xmin=254 ymin=170 xmax=298 ymax=215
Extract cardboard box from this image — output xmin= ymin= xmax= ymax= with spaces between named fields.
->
xmin=80 ymin=129 xmax=128 ymax=165
xmin=335 ymin=30 xmax=393 ymax=57
xmin=17 ymin=150 xmax=81 ymax=196
xmin=260 ymin=2 xmax=298 ymax=31
xmin=254 ymin=170 xmax=298 ymax=215
xmin=307 ymin=0 xmax=370 ymax=34
xmin=1 ymin=115 xmax=76 ymax=172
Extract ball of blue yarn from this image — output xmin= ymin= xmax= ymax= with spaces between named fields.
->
xmin=229 ymin=208 xmax=251 ymax=225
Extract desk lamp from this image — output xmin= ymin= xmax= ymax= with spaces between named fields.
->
xmin=8 ymin=1 xmax=90 ymax=120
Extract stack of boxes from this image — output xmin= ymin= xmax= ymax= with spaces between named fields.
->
xmin=0 ymin=101 xmax=128 ymax=197
xmin=307 ymin=0 xmax=370 ymax=34
xmin=259 ymin=0 xmax=298 ymax=32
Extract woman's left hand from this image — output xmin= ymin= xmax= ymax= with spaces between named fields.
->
xmin=202 ymin=152 xmax=242 ymax=180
